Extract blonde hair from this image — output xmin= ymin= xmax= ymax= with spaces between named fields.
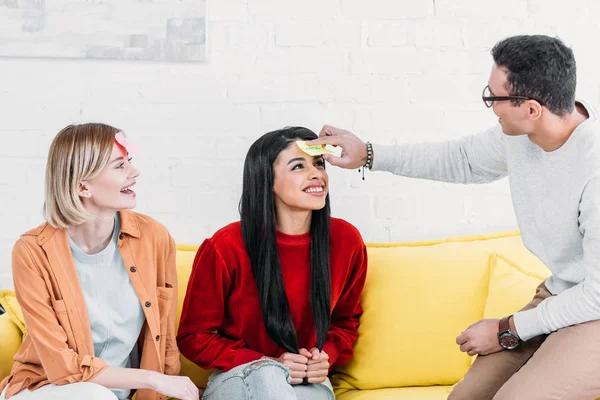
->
xmin=44 ymin=123 xmax=120 ymax=228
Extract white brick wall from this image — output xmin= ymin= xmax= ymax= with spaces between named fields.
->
xmin=1 ymin=0 xmax=599 ymax=289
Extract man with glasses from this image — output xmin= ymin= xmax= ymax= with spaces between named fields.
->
xmin=309 ymin=34 xmax=600 ymax=399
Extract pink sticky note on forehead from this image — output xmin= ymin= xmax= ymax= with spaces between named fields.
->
xmin=114 ymin=132 xmax=140 ymax=155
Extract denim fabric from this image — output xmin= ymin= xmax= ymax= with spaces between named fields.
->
xmin=202 ymin=359 xmax=335 ymax=400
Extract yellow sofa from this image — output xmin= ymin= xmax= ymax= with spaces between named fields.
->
xmin=0 ymin=231 xmax=551 ymax=399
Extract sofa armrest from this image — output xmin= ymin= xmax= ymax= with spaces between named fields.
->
xmin=0 ymin=313 xmax=22 ymax=381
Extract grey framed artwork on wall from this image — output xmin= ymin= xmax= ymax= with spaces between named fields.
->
xmin=0 ymin=0 xmax=207 ymax=62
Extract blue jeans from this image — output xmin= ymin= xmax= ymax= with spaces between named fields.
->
xmin=202 ymin=359 xmax=335 ymax=400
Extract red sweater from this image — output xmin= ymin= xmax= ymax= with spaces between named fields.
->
xmin=177 ymin=218 xmax=367 ymax=372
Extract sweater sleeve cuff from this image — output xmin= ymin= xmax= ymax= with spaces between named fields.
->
xmin=322 ymin=341 xmax=340 ymax=368
xmin=513 ymin=308 xmax=545 ymax=342
xmin=371 ymin=143 xmax=399 ymax=172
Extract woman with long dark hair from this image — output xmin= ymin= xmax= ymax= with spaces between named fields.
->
xmin=177 ymin=127 xmax=367 ymax=399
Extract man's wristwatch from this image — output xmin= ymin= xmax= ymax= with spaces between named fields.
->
xmin=498 ymin=315 xmax=521 ymax=350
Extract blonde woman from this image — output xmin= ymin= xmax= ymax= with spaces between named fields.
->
xmin=0 ymin=124 xmax=199 ymax=400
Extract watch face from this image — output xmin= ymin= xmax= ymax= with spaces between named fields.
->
xmin=499 ymin=332 xmax=520 ymax=350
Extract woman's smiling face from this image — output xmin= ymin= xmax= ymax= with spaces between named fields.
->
xmin=272 ymin=142 xmax=329 ymax=214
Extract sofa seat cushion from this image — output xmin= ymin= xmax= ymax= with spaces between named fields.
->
xmin=336 ymin=385 xmax=453 ymax=400
xmin=0 ymin=290 xmax=26 ymax=335
xmin=175 ymin=245 xmax=214 ymax=388
xmin=0 ymin=313 xmax=23 ymax=382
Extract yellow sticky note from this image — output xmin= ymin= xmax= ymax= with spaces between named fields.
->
xmin=296 ymin=141 xmax=338 ymax=156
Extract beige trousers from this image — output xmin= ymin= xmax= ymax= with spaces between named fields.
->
xmin=449 ymin=281 xmax=600 ymax=400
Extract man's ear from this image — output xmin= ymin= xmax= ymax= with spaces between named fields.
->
xmin=528 ymin=101 xmax=543 ymax=121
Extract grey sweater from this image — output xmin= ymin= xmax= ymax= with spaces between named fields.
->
xmin=372 ymin=101 xmax=600 ymax=341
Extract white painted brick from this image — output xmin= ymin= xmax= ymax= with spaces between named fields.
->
xmin=209 ymin=49 xmax=260 ymax=75
xmin=330 ymin=194 xmax=373 ymax=223
xmin=459 ymin=182 xmax=517 ymax=227
xmin=461 ymin=18 xmax=556 ymax=51
xmin=131 ymin=160 xmax=173 ymax=193
xmin=528 ymin=0 xmax=590 ymax=22
xmin=325 ymin=167 xmax=356 ymax=193
xmin=0 ymin=211 xmax=34 ymax=240
xmin=228 ymin=74 xmax=319 ymax=104
xmin=352 ymin=106 xmax=373 ymax=133
xmin=356 ymin=104 xmax=448 ymax=138
xmin=135 ymin=186 xmax=192 ymax=214
xmin=81 ymin=104 xmax=261 ymax=133
xmin=0 ymin=130 xmax=44 ymax=158
xmin=209 ymin=0 xmax=248 ymax=22
xmin=215 ymin=136 xmax=256 ymax=161
xmin=318 ymin=75 xmax=408 ymax=104
xmin=0 ymin=237 xmax=14 ymax=288
xmin=35 ymin=134 xmax=56 ymax=158
xmin=151 ymin=212 xmax=212 ymax=245
xmin=556 ymin=24 xmax=600 ymax=76
xmin=576 ymin=75 xmax=600 ymax=103
xmin=374 ymin=195 xmax=424 ymax=220
xmin=413 ymin=19 xmax=463 ymax=49
xmin=249 ymin=0 xmax=341 ymax=21
xmin=259 ymin=103 xmax=354 ymax=134
xmin=0 ymin=158 xmax=46 ymax=188
xmin=256 ymin=48 xmax=344 ymax=74
xmin=171 ymin=161 xmax=242 ymax=191
xmin=365 ymin=21 xmax=412 ymax=48
xmin=275 ymin=23 xmax=322 ymax=47
xmin=5 ymin=1 xmax=600 ymax=283
xmin=441 ymin=108 xmax=500 ymax=138
xmin=2 ymin=99 xmax=83 ymax=131
xmin=350 ymin=48 xmax=420 ymax=75
xmin=227 ymin=23 xmax=272 ymax=50
xmin=0 ymin=274 xmax=13 ymax=290
xmin=368 ymin=77 xmax=411 ymax=102
xmin=136 ymin=134 xmax=214 ymax=160
xmin=129 ymin=75 xmax=229 ymax=105
xmin=322 ymin=23 xmax=362 ymax=48
xmin=207 ymin=22 xmax=229 ymax=53
xmin=408 ymin=74 xmax=486 ymax=108
xmin=417 ymin=50 xmax=491 ymax=75
xmin=342 ymin=0 xmax=432 ymax=20
xmin=435 ymin=0 xmax=528 ymax=19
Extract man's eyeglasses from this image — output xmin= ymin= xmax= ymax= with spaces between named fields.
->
xmin=482 ymin=85 xmax=544 ymax=108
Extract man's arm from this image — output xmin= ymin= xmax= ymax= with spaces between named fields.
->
xmin=372 ymin=125 xmax=508 ymax=184
xmin=310 ymin=125 xmax=508 ymax=184
xmin=513 ymin=176 xmax=600 ymax=340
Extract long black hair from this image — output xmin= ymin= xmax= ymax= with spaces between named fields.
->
xmin=239 ymin=127 xmax=331 ymax=353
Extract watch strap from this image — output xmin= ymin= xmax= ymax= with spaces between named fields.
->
xmin=499 ymin=315 xmax=511 ymax=334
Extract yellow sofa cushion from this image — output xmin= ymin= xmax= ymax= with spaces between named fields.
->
xmin=483 ymin=253 xmax=550 ymax=319
xmin=336 ymin=385 xmax=452 ymax=400
xmin=0 ymin=290 xmax=26 ymax=335
xmin=0 ymin=313 xmax=23 ymax=382
xmin=332 ymin=235 xmax=506 ymax=391
xmin=446 ymin=252 xmax=551 ymax=394
xmin=175 ymin=245 xmax=214 ymax=388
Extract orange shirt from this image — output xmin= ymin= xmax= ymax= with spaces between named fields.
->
xmin=0 ymin=210 xmax=180 ymax=400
